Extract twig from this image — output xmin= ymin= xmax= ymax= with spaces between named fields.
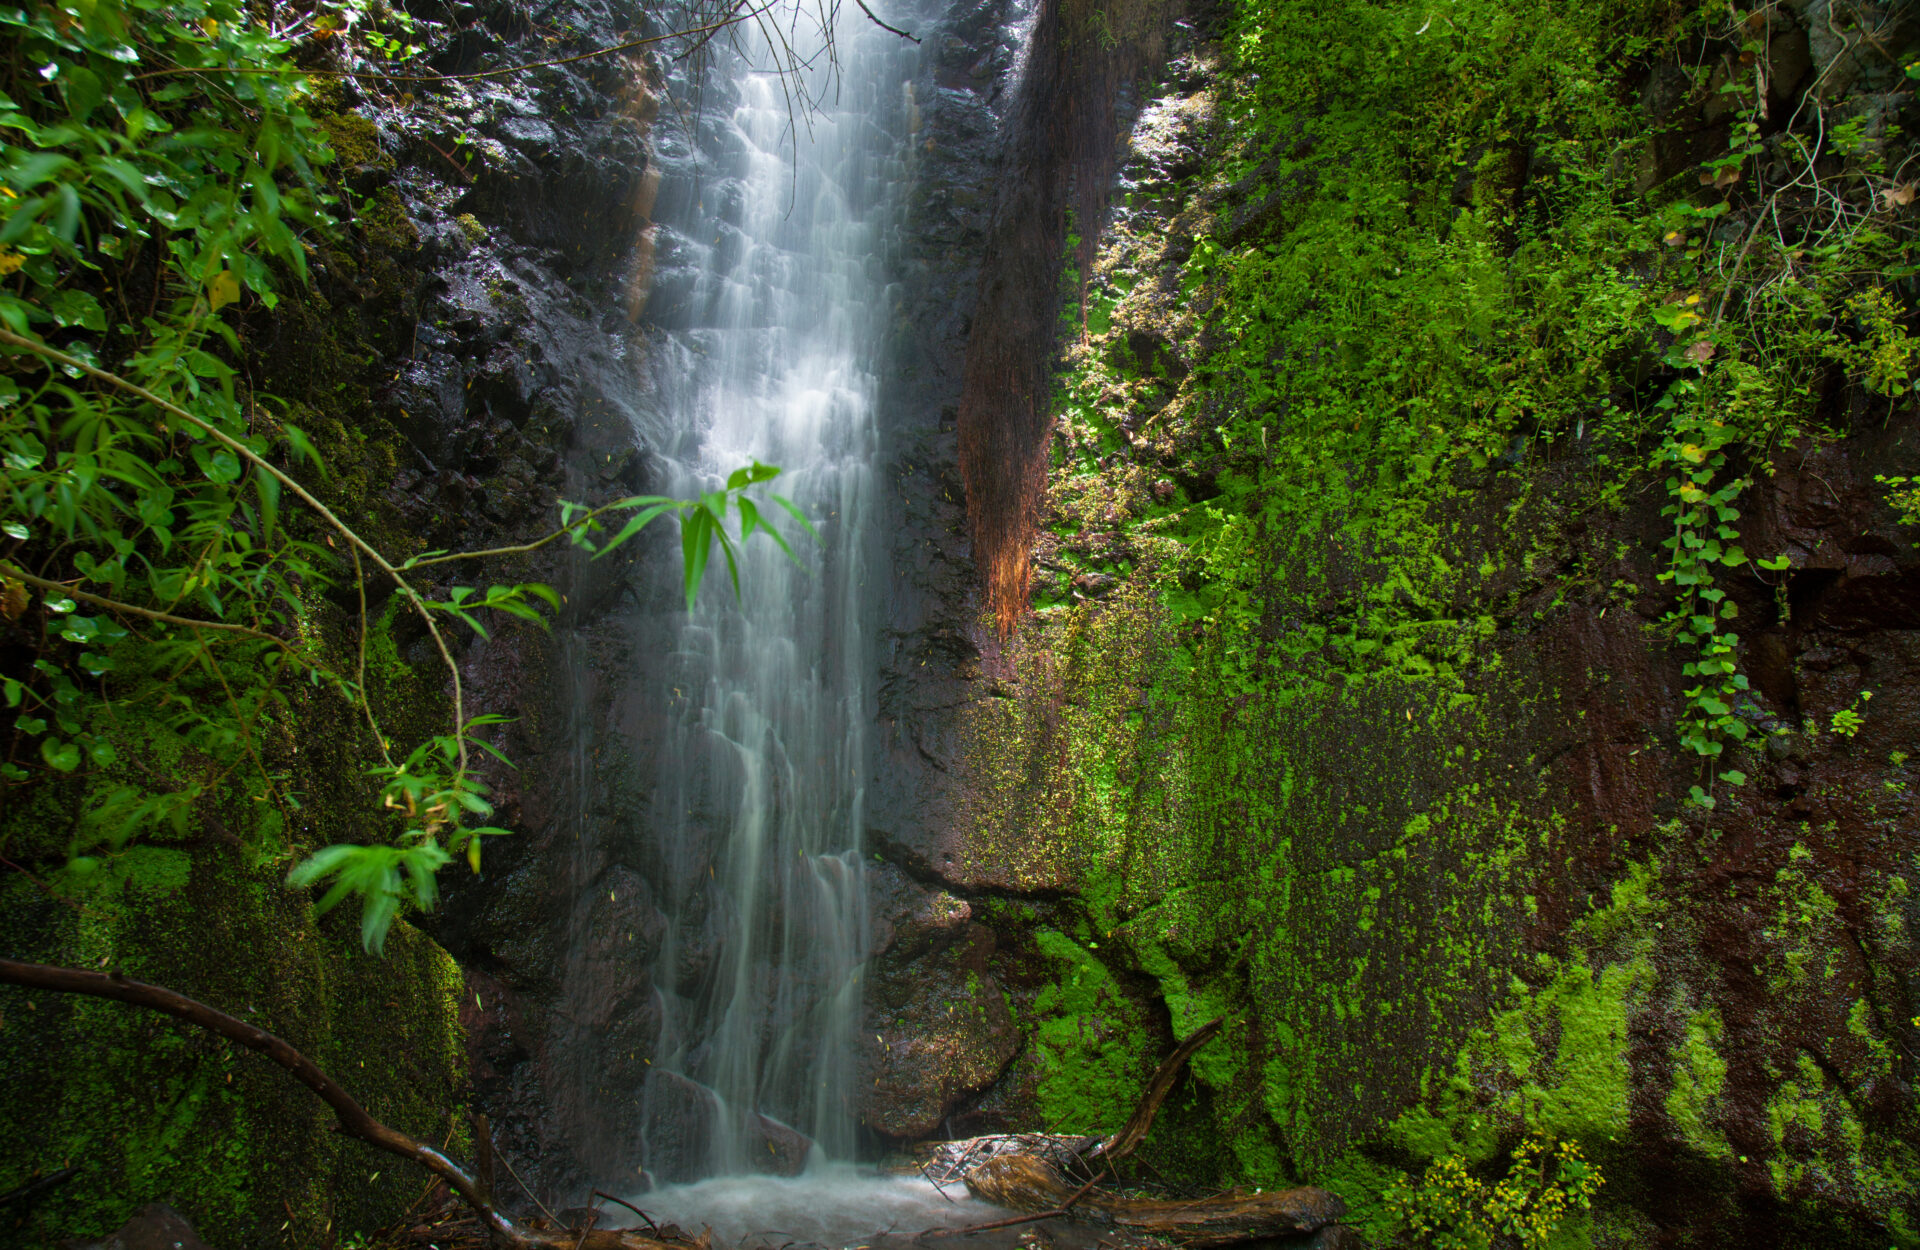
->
xmin=919 ymin=1169 xmax=1109 ymax=1241
xmin=0 ymin=854 xmax=100 ymax=917
xmin=402 ymin=499 xmax=656 ymax=568
xmin=920 ymin=1162 xmax=957 ymax=1204
xmin=422 ymin=138 xmax=477 ymax=185
xmin=917 ymin=1211 xmax=1061 ymax=1240
xmin=0 ymin=1166 xmax=77 ymax=1208
xmin=1094 ymin=1017 xmax=1223 ymax=1164
xmin=494 ymin=1139 xmax=561 ymax=1229
xmin=474 ymin=1113 xmax=496 ymax=1208
xmin=1712 ymin=211 xmax=1768 ymax=328
xmin=2 ymin=567 xmax=295 ymax=649
xmin=0 ymin=958 xmax=519 ymax=1243
xmin=353 ymin=545 xmax=397 ymax=770
xmin=593 ymin=1190 xmax=661 ymax=1234
xmin=853 ymin=0 xmax=920 ymax=43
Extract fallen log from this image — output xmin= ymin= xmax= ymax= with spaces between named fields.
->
xmin=924 ymin=1018 xmax=1228 ymax=1189
xmin=922 ymin=1018 xmax=1343 ymax=1247
xmin=960 ymin=1156 xmax=1345 ymax=1248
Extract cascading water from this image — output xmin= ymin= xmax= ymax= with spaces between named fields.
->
xmin=620 ymin=1 xmax=907 ymax=1182
xmin=547 ymin=0 xmax=1027 ymax=1232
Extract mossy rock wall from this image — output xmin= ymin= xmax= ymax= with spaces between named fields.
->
xmin=919 ymin=0 xmax=1920 ymax=1245
xmin=0 ymin=866 xmax=466 ymax=1248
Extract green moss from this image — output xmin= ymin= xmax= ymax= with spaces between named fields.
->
xmin=0 ymin=143 xmax=467 ymax=1242
xmin=958 ymin=0 xmax=1920 ymax=1238
xmin=1666 ymin=1008 xmax=1731 ymax=1161
xmin=361 ymin=185 xmax=422 ymax=252
xmin=1027 ymin=928 xmax=1156 ymax=1134
xmin=0 ymin=856 xmax=465 ymax=1248
xmin=318 ymin=111 xmax=390 ymax=169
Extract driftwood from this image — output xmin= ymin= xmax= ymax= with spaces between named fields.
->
xmin=924 ymin=1135 xmax=1104 ymax=1186
xmin=1092 ymin=1017 xmax=1224 ymax=1165
xmin=924 ymin=1017 xmax=1344 ymax=1247
xmin=960 ymin=1156 xmax=1345 ymax=1248
xmin=0 ymin=958 xmax=700 ymax=1250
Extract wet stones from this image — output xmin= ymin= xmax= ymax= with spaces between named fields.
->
xmin=861 ymin=904 xmax=1020 ymax=1139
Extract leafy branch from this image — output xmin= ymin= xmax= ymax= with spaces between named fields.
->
xmin=3 ymin=315 xmax=803 ymax=948
xmin=0 ymin=0 xmax=811 ymax=952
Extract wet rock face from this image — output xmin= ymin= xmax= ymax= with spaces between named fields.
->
xmin=851 ymin=2 xmax=1920 ymax=1247
xmin=861 ymin=918 xmax=1021 ymax=1139
xmin=288 ymin=0 xmax=716 ymax=1212
xmin=851 ymin=0 xmax=1047 ymax=1141
xmin=866 ymin=0 xmax=1028 ymax=864
xmin=861 ymin=864 xmax=1024 ymax=1141
xmin=366 ymin=0 xmax=1045 ymax=1198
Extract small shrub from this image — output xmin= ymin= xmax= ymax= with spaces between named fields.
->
xmin=1385 ymin=1136 xmax=1603 ymax=1250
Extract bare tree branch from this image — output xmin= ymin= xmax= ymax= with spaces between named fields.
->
xmin=854 ymin=0 xmax=920 ymax=44
xmin=0 ymin=958 xmax=690 ymax=1250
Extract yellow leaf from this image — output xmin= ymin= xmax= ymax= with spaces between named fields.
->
xmin=1680 ymin=443 xmax=1707 ymax=462
xmin=199 ymin=17 xmax=218 ymax=35
xmin=0 ymin=250 xmax=22 ymax=276
xmin=207 ymin=270 xmax=240 ymax=311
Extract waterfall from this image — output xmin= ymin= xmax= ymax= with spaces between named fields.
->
xmin=617 ymin=2 xmax=913 ymax=1180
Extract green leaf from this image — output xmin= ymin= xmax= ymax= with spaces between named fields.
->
xmin=45 ymin=289 xmax=106 ymax=332
xmin=593 ymin=501 xmax=675 ymax=559
xmin=41 ymin=738 xmax=81 ymax=771
xmin=62 ymin=65 xmax=102 ymax=122
xmin=769 ymin=494 xmax=820 ymax=542
xmin=681 ymin=509 xmax=712 ymax=610
xmin=283 ymin=424 xmax=328 ymax=476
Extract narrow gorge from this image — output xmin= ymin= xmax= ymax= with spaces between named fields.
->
xmin=1 ymin=0 xmax=1917 ymax=1247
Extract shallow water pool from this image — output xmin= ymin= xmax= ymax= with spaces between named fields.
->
xmin=606 ymin=1164 xmax=1008 ymax=1248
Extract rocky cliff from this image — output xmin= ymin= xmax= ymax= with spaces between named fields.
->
xmin=864 ymin=0 xmax=1920 ymax=1246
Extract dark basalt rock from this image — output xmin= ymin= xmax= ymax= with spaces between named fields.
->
xmin=65 ymin=1205 xmax=214 ymax=1250
xmin=861 ymin=923 xmax=1022 ymax=1139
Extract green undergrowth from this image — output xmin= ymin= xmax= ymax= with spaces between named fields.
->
xmin=0 ymin=2 xmax=476 ymax=1242
xmin=0 ymin=857 xmax=467 ymax=1247
xmin=973 ymin=0 xmax=1920 ymax=1243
